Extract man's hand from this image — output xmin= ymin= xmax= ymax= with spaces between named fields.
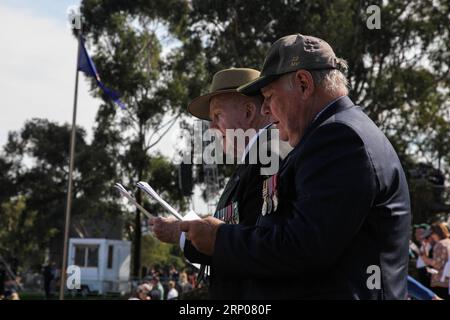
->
xmin=149 ymin=216 xmax=181 ymax=244
xmin=180 ymin=216 xmax=224 ymax=256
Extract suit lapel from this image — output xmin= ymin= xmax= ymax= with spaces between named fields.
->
xmin=215 ymin=165 xmax=243 ymax=211
xmin=199 ymin=166 xmax=243 ymax=286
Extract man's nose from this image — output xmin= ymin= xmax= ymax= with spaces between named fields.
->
xmin=261 ymin=99 xmax=271 ymax=116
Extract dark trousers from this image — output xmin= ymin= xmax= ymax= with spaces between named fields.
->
xmin=44 ymin=281 xmax=52 ymax=299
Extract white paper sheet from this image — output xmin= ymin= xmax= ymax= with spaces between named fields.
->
xmin=136 ymin=181 xmax=184 ymax=221
xmin=114 ymin=183 xmax=154 ymax=219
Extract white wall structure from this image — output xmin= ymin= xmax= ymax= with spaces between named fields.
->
xmin=68 ymin=238 xmax=131 ymax=295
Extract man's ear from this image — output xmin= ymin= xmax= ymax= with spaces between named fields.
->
xmin=294 ymin=70 xmax=315 ymax=99
xmin=244 ymin=102 xmax=257 ymax=123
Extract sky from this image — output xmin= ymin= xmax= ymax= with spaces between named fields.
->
xmin=0 ymin=0 xmax=180 ymax=154
xmin=0 ymin=0 xmax=210 ymax=214
xmin=0 ymin=0 xmax=100 ymax=148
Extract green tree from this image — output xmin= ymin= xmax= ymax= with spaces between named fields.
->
xmin=141 ymin=235 xmax=186 ymax=272
xmin=78 ymin=0 xmax=450 ymax=275
xmin=171 ymin=0 xmax=450 ymax=221
xmin=80 ymin=0 xmax=194 ymax=278
xmin=0 ymin=118 xmax=124 ymax=269
xmin=0 ymin=196 xmax=49 ymax=274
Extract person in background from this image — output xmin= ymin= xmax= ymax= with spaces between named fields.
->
xmin=421 ymin=222 xmax=450 ymax=299
xmin=167 ymin=280 xmax=179 ymax=300
xmin=411 ymin=224 xmax=432 ymax=286
xmin=177 ymin=271 xmax=193 ymax=295
xmin=129 ymin=283 xmax=152 ymax=300
xmin=149 ymin=276 xmax=164 ymax=300
xmin=42 ymin=262 xmax=55 ymax=299
xmin=3 ymin=289 xmax=20 ymax=300
xmin=169 ymin=265 xmax=179 ymax=282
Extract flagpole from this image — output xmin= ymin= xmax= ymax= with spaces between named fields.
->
xmin=59 ymin=29 xmax=81 ymax=300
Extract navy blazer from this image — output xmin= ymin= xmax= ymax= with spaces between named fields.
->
xmin=213 ymin=96 xmax=411 ymax=299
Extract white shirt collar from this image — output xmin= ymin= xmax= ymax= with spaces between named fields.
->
xmin=312 ymin=96 xmax=346 ymax=123
xmin=241 ymin=123 xmax=272 ymax=163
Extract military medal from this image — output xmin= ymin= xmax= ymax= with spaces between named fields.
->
xmin=272 ymin=174 xmax=278 ymax=211
xmin=267 ymin=194 xmax=273 ymax=214
xmin=273 ymin=192 xmax=278 ymax=211
xmin=232 ymin=202 xmax=239 ymax=224
xmin=215 ymin=202 xmax=239 ymax=224
xmin=267 ymin=177 xmax=273 ymax=214
xmin=262 ymin=200 xmax=267 ymax=216
xmin=261 ymin=175 xmax=279 ymax=216
xmin=262 ymin=179 xmax=268 ymax=215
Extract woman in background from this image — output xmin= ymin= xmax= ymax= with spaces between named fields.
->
xmin=421 ymin=222 xmax=450 ymax=299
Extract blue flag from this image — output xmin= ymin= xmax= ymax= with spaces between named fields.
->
xmin=77 ymin=37 xmax=126 ymax=109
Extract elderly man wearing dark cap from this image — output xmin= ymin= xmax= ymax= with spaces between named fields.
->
xmin=150 ymin=68 xmax=290 ymax=299
xmin=180 ymin=34 xmax=411 ymax=299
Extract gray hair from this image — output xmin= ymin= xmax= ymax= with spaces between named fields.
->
xmin=310 ymin=58 xmax=349 ymax=95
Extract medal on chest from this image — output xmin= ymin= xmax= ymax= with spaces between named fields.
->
xmin=214 ymin=201 xmax=239 ymax=224
xmin=262 ymin=174 xmax=279 ymax=216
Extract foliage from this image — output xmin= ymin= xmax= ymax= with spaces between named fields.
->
xmin=141 ymin=235 xmax=186 ymax=271
xmin=0 ymin=196 xmax=49 ymax=273
xmin=1 ymin=0 xmax=449 ymax=277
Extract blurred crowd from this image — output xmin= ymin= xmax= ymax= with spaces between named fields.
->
xmin=0 ymin=271 xmax=21 ymax=300
xmin=2 ymin=221 xmax=449 ymax=301
xmin=409 ymin=221 xmax=450 ymax=300
xmin=129 ymin=264 xmax=204 ymax=300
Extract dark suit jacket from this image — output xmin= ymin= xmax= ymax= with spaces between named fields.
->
xmin=213 ymin=96 xmax=411 ymax=299
xmin=184 ymin=125 xmax=290 ymax=299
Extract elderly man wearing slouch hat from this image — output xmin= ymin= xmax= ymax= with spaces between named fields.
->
xmin=150 ymin=68 xmax=290 ymax=299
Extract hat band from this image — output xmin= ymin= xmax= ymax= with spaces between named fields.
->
xmin=213 ymin=85 xmax=238 ymax=91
